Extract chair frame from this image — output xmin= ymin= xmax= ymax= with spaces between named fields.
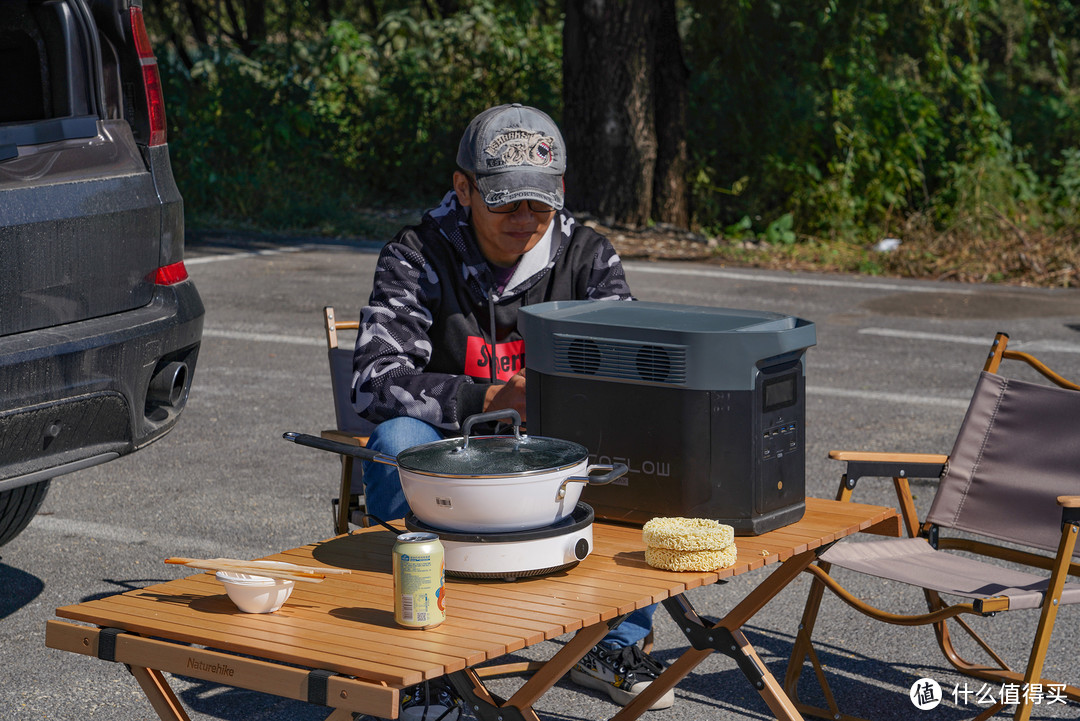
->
xmin=784 ymin=332 xmax=1080 ymax=721
xmin=322 ymin=306 xmax=369 ymax=535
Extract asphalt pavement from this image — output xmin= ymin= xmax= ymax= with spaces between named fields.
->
xmin=2 ymin=232 xmax=1079 ymax=721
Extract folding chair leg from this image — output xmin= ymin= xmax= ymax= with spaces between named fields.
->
xmin=931 ymin=596 xmax=1015 ymax=681
xmin=1014 ymin=523 xmax=1079 ymax=721
xmin=784 ymin=561 xmax=867 ymax=721
xmin=783 ymin=475 xmax=875 ymax=721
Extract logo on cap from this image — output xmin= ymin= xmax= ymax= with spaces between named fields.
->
xmin=484 ymin=130 xmax=556 ymax=169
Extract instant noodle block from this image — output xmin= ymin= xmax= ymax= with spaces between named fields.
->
xmin=642 ymin=517 xmax=738 ymax=572
xmin=645 ymin=544 xmax=738 ymax=572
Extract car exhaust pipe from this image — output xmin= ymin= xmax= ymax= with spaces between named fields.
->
xmin=147 ymin=361 xmax=188 ymax=407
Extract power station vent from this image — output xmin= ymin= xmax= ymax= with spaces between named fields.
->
xmin=552 ymin=335 xmax=687 ymax=384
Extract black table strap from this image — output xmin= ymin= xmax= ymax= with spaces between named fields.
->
xmin=96 ymin=627 xmax=124 ymax=662
xmin=307 ymin=668 xmax=335 ymax=706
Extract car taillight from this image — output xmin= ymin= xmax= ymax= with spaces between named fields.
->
xmin=155 ymin=262 xmax=189 ymax=285
xmin=130 ymin=6 xmax=167 ymax=146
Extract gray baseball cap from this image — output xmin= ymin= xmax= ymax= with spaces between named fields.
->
xmin=457 ymin=103 xmax=566 ymax=210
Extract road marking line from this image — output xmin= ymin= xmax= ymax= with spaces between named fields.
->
xmin=623 ymin=263 xmax=976 ymax=294
xmin=28 ymin=516 xmax=234 ymax=555
xmin=807 ymin=386 xmax=970 ymax=408
xmin=185 ymin=246 xmax=305 ymax=265
xmin=201 ymin=327 xmax=325 ymax=347
xmin=196 ymin=327 xmax=982 ymax=407
xmin=859 ymin=327 xmax=1080 ymax=354
xmin=858 ymin=328 xmax=988 ymax=345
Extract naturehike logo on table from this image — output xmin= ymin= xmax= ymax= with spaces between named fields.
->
xmin=465 ymin=336 xmax=525 ymax=382
xmin=187 ymin=657 xmax=235 ymax=677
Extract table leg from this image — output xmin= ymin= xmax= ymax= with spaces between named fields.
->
xmin=729 ymin=628 xmax=802 ymax=720
xmin=447 ymin=617 xmax=615 ymax=721
xmin=613 ymin=550 xmax=821 ymax=721
xmin=609 ymin=646 xmax=710 ymax=721
xmin=127 ymin=666 xmax=192 ymax=721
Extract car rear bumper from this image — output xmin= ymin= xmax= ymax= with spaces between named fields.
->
xmin=0 ymin=280 xmax=204 ymax=488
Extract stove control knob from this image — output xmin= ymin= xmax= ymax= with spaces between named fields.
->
xmin=574 ymin=538 xmax=590 ymax=560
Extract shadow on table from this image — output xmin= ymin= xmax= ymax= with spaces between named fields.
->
xmin=0 ymin=563 xmax=43 ymax=619
xmin=310 ymin=529 xmax=396 ymax=572
xmin=76 ymin=577 xmax=176 ymax=604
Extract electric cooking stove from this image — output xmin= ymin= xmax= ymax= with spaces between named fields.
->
xmin=404 ymin=503 xmax=594 ymax=582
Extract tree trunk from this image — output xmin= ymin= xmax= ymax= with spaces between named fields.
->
xmin=651 ymin=0 xmax=689 ymax=227
xmin=562 ymin=0 xmax=688 ymax=229
xmin=181 ymin=0 xmax=211 ymax=46
xmin=563 ymin=0 xmax=656 ymax=227
xmin=242 ymin=0 xmax=267 ymax=47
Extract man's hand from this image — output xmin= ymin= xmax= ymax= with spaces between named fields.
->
xmin=483 ymin=370 xmax=526 ymax=422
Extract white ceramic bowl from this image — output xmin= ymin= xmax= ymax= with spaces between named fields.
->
xmin=216 ymin=569 xmax=294 ymax=613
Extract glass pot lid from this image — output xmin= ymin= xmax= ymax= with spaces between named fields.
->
xmin=396 ymin=433 xmax=589 ymax=477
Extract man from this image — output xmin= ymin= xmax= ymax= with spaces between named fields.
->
xmin=352 ymin=104 xmax=671 ymax=718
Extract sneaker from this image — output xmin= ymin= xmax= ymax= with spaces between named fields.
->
xmin=399 ymin=678 xmax=463 ymax=721
xmin=569 ymin=643 xmax=675 ymax=710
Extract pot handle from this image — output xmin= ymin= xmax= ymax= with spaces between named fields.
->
xmin=557 ymin=463 xmax=629 ymax=499
xmin=460 ymin=409 xmax=521 ymax=449
xmin=361 ymin=514 xmax=405 ymax=535
xmin=282 ymin=432 xmax=398 ymax=467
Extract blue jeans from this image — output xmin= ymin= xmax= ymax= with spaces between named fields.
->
xmin=361 ymin=416 xmax=444 ymax=523
xmin=363 ymin=415 xmax=656 ymax=648
xmin=602 ymin=606 xmax=657 ymax=648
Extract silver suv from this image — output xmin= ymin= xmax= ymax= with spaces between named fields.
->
xmin=0 ymin=0 xmax=204 ymax=546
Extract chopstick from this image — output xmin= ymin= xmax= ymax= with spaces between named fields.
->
xmin=164 ymin=557 xmax=350 ymax=583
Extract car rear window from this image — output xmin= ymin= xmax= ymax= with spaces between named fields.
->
xmin=0 ymin=0 xmax=100 ymax=160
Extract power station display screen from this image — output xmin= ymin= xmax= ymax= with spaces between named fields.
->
xmin=762 ymin=373 xmax=798 ymax=412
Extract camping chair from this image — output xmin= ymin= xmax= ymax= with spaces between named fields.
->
xmin=784 ymin=332 xmax=1080 ymax=721
xmin=322 ymin=306 xmax=374 ymax=534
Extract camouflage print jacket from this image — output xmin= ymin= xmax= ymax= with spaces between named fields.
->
xmin=352 ymin=190 xmax=633 ymax=432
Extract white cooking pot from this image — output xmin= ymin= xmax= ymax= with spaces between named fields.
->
xmin=284 ymin=410 xmax=626 ymax=532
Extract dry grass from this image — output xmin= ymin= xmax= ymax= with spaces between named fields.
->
xmin=333 ymin=208 xmax=1079 ymax=289
xmin=599 ymin=214 xmax=1080 ymax=289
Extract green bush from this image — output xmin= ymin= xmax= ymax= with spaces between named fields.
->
xmin=159 ymin=0 xmax=1077 ymax=256
xmin=682 ymin=1 xmax=1080 ymax=244
xmin=161 ymin=2 xmax=562 ymax=231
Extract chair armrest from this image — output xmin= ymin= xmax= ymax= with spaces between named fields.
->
xmin=1060 ymin=496 xmax=1080 ymax=531
xmin=321 ymin=429 xmax=370 ymax=447
xmin=829 ymin=451 xmax=948 ymax=538
xmin=830 ymin=450 xmax=949 ymax=465
xmin=829 ymin=450 xmax=947 ymax=485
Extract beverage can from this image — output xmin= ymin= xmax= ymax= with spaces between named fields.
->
xmin=392 ymin=532 xmax=445 ymax=629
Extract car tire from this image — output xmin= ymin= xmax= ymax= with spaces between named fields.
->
xmin=0 ymin=480 xmax=51 ymax=548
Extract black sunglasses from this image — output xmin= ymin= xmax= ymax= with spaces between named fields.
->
xmin=467 ymin=177 xmax=556 ymax=214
